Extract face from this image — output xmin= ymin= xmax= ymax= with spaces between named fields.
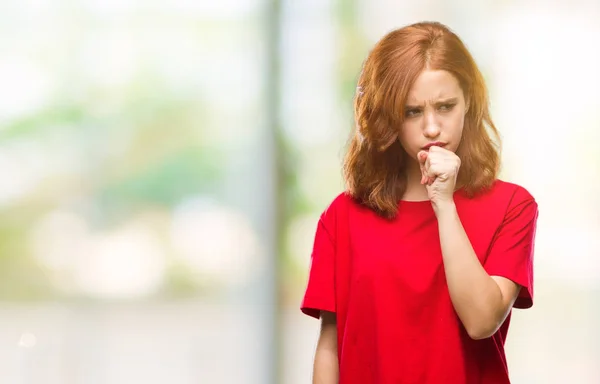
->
xmin=398 ymin=69 xmax=468 ymax=160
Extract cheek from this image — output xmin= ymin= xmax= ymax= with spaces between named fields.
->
xmin=448 ymin=112 xmax=465 ymax=135
xmin=445 ymin=113 xmax=465 ymax=151
xmin=397 ymin=123 xmax=421 ymax=152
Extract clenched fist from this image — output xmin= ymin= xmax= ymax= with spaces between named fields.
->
xmin=417 ymin=145 xmax=460 ymax=212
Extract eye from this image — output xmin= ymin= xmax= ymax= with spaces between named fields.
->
xmin=405 ymin=108 xmax=421 ymax=118
xmin=438 ymin=103 xmax=456 ymax=112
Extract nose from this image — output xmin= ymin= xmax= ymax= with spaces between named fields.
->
xmin=423 ymin=111 xmax=441 ymax=139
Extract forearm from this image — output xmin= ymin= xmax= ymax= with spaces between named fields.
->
xmin=435 ymin=202 xmax=505 ymax=339
xmin=313 ymin=347 xmax=339 ymax=384
xmin=313 ymin=311 xmax=339 ymax=384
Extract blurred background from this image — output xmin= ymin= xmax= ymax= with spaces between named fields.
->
xmin=0 ymin=0 xmax=598 ymax=383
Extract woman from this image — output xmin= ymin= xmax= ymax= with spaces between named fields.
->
xmin=300 ymin=21 xmax=539 ymax=384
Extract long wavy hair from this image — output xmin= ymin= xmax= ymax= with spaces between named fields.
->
xmin=343 ymin=21 xmax=501 ymax=219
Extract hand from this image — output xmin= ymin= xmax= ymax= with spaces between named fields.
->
xmin=417 ymin=146 xmax=461 ymax=211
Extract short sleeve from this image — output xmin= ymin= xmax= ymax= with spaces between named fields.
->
xmin=300 ymin=212 xmax=336 ymax=319
xmin=484 ymin=187 xmax=539 ymax=309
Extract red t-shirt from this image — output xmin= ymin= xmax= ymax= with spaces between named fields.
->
xmin=301 ymin=180 xmax=538 ymax=384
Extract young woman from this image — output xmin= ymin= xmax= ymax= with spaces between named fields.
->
xmin=300 ymin=21 xmax=539 ymax=384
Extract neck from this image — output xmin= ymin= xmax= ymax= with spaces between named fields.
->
xmin=401 ymin=159 xmax=429 ymax=201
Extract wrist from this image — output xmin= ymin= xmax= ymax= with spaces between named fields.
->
xmin=433 ymin=199 xmax=457 ymax=218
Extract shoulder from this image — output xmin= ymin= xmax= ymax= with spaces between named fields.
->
xmin=322 ymin=191 xmax=362 ymax=215
xmin=468 ymin=179 xmax=536 ymax=208
xmin=491 ymin=180 xmax=538 ymax=217
xmin=319 ymin=191 xmax=367 ymax=228
xmin=457 ymin=181 xmax=539 ymax=248
xmin=490 ymin=179 xmax=535 ymax=201
xmin=458 ymin=180 xmax=538 ymax=222
xmin=494 ymin=181 xmax=538 ymax=224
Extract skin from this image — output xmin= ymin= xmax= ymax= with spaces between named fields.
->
xmin=400 ymin=69 xmax=521 ymax=340
xmin=312 ymin=69 xmax=522 ymax=382
xmin=399 ymin=68 xmax=466 ymax=202
xmin=312 ymin=311 xmax=338 ymax=384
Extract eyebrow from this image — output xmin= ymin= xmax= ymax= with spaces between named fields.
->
xmin=405 ymin=97 xmax=459 ymax=108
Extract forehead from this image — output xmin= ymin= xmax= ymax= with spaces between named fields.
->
xmin=406 ymin=69 xmax=463 ymax=103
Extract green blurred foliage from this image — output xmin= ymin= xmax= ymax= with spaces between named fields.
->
xmin=0 ymin=73 xmax=227 ymax=300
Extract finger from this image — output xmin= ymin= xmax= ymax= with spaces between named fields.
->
xmin=417 ymin=150 xmax=428 ymax=165
xmin=421 ymin=157 xmax=433 ymax=185
xmin=424 ymin=156 xmax=434 ymax=176
xmin=417 ymin=151 xmax=428 ymax=184
xmin=428 ymin=145 xmax=448 ymax=153
xmin=426 ymin=164 xmax=435 ymax=185
xmin=425 ymin=160 xmax=439 ymax=183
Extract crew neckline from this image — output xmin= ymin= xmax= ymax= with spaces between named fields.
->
xmin=399 ymin=189 xmax=464 ymax=204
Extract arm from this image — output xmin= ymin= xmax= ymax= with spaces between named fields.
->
xmin=312 ymin=311 xmax=339 ymax=384
xmin=436 ymin=202 xmax=520 ymax=340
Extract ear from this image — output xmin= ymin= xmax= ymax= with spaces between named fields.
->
xmin=464 ymin=97 xmax=470 ymax=114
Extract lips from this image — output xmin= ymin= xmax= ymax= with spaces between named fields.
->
xmin=422 ymin=142 xmax=446 ymax=150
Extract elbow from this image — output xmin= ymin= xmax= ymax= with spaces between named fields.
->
xmin=464 ymin=318 xmax=502 ymax=340
xmin=466 ymin=326 xmax=495 ymax=340
xmin=463 ymin=298 xmax=510 ymax=340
